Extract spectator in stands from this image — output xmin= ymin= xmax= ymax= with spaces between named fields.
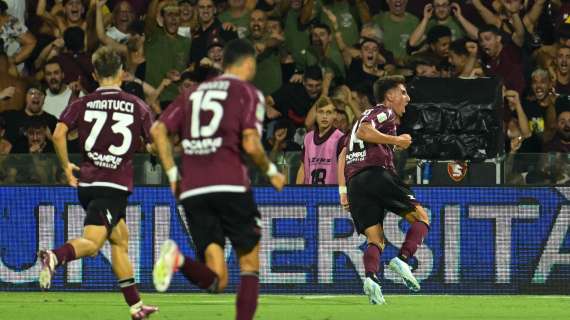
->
xmin=197 ymin=36 xmax=224 ymax=76
xmin=266 ymin=65 xmax=323 ymax=129
xmin=410 ymin=25 xmax=452 ymax=65
xmin=479 ymin=24 xmax=526 ymax=95
xmin=534 ymin=22 xmax=570 ymax=71
xmin=545 ymin=108 xmax=570 ymax=152
xmin=189 ymin=0 xmax=237 ymax=63
xmin=284 ymin=0 xmax=310 ymax=66
xmin=218 ymin=0 xmax=252 ymax=39
xmin=145 ymin=1 xmax=191 ymax=108
xmin=472 ymin=0 xmax=546 ymax=48
xmin=265 ymin=119 xmax=301 ymax=163
xmin=249 ymin=9 xmax=283 ymax=96
xmin=104 ymin=0 xmax=136 ymax=43
xmin=409 ymin=0 xmax=478 ymax=50
xmin=322 ymin=9 xmax=384 ymax=92
xmin=42 ymin=59 xmax=83 ymax=118
xmin=0 ymin=52 xmax=25 ymax=112
xmin=0 ymin=115 xmax=11 ymax=154
xmin=25 ymin=117 xmax=54 ymax=154
xmin=448 ymin=38 xmax=482 ymax=78
xmin=296 ymin=96 xmax=344 ymax=184
xmin=0 ymin=83 xmax=57 ymax=153
xmin=333 ymin=108 xmax=350 ymax=133
xmin=299 ymin=0 xmax=362 ymax=47
xmin=410 ymin=54 xmax=440 ymax=77
xmin=369 ymin=0 xmax=419 ymax=64
xmin=36 ymin=0 xmax=97 ymax=49
xmin=297 ymin=23 xmax=345 ymax=82
xmin=552 ymin=45 xmax=570 ymax=94
xmin=0 ymin=0 xmax=37 ymax=71
xmin=56 ymin=27 xmax=97 ymax=92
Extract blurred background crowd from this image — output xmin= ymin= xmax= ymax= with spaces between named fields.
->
xmin=0 ymin=0 xmax=569 ymax=185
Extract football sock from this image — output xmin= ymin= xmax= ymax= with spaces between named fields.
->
xmin=399 ymin=221 xmax=430 ymax=261
xmin=363 ymin=243 xmax=382 ymax=278
xmin=236 ymin=272 xmax=259 ymax=320
xmin=118 ymin=277 xmax=141 ymax=307
xmin=52 ymin=243 xmax=77 ymax=267
xmin=180 ymin=255 xmax=219 ymax=291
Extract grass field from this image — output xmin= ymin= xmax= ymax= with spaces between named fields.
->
xmin=0 ymin=292 xmax=568 ymax=320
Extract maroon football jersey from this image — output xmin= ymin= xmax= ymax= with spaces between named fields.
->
xmin=344 ymin=105 xmax=397 ymax=182
xmin=159 ymin=75 xmax=264 ymax=199
xmin=59 ymin=87 xmax=153 ymax=191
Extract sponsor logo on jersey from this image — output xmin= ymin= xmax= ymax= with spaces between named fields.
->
xmin=181 ymin=137 xmax=223 ymax=155
xmin=87 ymin=152 xmax=123 ymax=169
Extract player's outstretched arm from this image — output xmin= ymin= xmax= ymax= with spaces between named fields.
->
xmin=337 ymin=147 xmax=349 ymax=211
xmin=53 ymin=122 xmax=79 ymax=187
xmin=242 ymin=129 xmax=285 ymax=191
xmin=150 ymin=121 xmax=180 ymax=197
xmin=357 ymin=122 xmax=411 ymax=149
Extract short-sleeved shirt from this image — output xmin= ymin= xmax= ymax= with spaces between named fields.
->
xmin=144 ymin=28 xmax=191 ymax=103
xmin=59 ymin=87 xmax=154 ymax=192
xmin=159 ymin=75 xmax=265 ymax=199
xmin=0 ymin=110 xmax=58 ymax=153
xmin=218 ymin=10 xmax=251 ymax=39
xmin=315 ymin=0 xmax=360 ymax=47
xmin=0 ymin=15 xmax=27 ymax=58
xmin=481 ymin=43 xmax=526 ymax=95
xmin=372 ymin=12 xmax=419 ymax=61
xmin=271 ymin=83 xmax=319 ymax=127
xmin=344 ymin=105 xmax=397 ymax=182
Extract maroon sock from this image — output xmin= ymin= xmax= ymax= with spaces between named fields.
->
xmin=363 ymin=244 xmax=382 ymax=277
xmin=236 ymin=272 xmax=259 ymax=320
xmin=180 ymin=256 xmax=218 ymax=291
xmin=399 ymin=222 xmax=429 ymax=259
xmin=52 ymin=243 xmax=77 ymax=267
xmin=118 ymin=278 xmax=141 ymax=307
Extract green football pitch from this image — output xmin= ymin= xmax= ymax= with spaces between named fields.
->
xmin=0 ymin=292 xmax=567 ymax=320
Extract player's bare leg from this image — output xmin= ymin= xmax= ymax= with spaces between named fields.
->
xmin=236 ymin=244 xmax=260 ymax=320
xmin=362 ymin=224 xmax=386 ymax=305
xmin=389 ymin=205 xmax=430 ymax=292
xmin=109 ymin=220 xmax=158 ymax=319
xmin=39 ymin=225 xmax=106 ymax=289
xmin=153 ymin=240 xmax=219 ymax=293
xmin=204 ymin=243 xmax=229 ymax=291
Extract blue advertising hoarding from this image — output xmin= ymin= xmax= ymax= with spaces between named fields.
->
xmin=0 ymin=186 xmax=569 ymax=294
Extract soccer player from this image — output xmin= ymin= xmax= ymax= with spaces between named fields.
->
xmin=38 ymin=46 xmax=158 ymax=319
xmin=296 ymin=96 xmax=345 ymax=184
xmin=338 ymin=75 xmax=430 ymax=304
xmin=150 ymin=39 xmax=285 ymax=320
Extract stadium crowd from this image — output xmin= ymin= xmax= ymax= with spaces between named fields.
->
xmin=0 ymin=0 xmax=569 ymax=184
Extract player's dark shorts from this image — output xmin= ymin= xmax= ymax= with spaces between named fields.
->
xmin=348 ymin=166 xmax=419 ymax=234
xmin=180 ymin=191 xmax=261 ymax=262
xmin=78 ymin=186 xmax=130 ymax=232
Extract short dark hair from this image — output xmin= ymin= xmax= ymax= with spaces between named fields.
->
xmin=43 ymin=58 xmax=63 ymax=71
xmin=312 ymin=22 xmax=331 ymax=34
xmin=449 ymin=38 xmax=469 ymax=56
xmin=63 ymin=27 xmax=85 ymax=53
xmin=267 ymin=16 xmax=284 ymax=30
xmin=92 ymin=46 xmax=123 ymax=78
xmin=478 ymin=24 xmax=502 ymax=37
xmin=373 ymin=75 xmax=406 ymax=103
xmin=222 ymin=39 xmax=256 ymax=69
xmin=427 ymin=25 xmax=451 ymax=44
xmin=303 ymin=65 xmax=323 ymax=81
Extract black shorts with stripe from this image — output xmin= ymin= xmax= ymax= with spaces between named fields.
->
xmin=78 ymin=186 xmax=130 ymax=231
xmin=180 ymin=191 xmax=261 ymax=262
xmin=348 ymin=166 xmax=419 ymax=234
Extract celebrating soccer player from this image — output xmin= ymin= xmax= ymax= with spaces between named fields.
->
xmin=150 ymin=39 xmax=285 ymax=320
xmin=338 ymin=75 xmax=430 ymax=304
xmin=38 ymin=47 xmax=158 ymax=319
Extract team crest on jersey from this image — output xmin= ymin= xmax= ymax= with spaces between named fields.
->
xmin=377 ymin=112 xmax=388 ymax=123
xmin=447 ymin=161 xmax=468 ymax=182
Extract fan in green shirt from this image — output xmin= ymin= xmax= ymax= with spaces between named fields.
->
xmin=218 ymin=0 xmax=251 ymax=38
xmin=298 ymin=23 xmax=345 ymax=82
xmin=371 ymin=0 xmax=419 ymax=63
xmin=249 ymin=9 xmax=283 ymax=96
xmin=144 ymin=4 xmax=191 ymax=104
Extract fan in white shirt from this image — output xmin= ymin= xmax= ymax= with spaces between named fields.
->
xmin=42 ymin=60 xmax=84 ymax=118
